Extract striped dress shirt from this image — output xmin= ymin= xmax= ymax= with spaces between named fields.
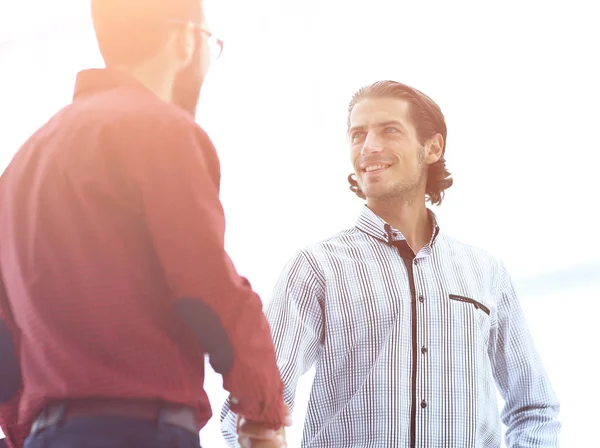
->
xmin=221 ymin=206 xmax=560 ymax=447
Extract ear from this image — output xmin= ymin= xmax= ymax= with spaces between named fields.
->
xmin=425 ymin=133 xmax=444 ymax=165
xmin=172 ymin=22 xmax=197 ymax=68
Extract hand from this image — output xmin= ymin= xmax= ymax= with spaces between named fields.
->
xmin=237 ymin=405 xmax=293 ymax=448
xmin=238 ymin=425 xmax=285 ymax=448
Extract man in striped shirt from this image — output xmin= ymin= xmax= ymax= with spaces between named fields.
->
xmin=222 ymin=81 xmax=560 ymax=447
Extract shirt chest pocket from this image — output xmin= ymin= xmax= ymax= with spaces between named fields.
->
xmin=448 ymin=294 xmax=491 ymax=316
xmin=445 ymin=293 xmax=494 ymax=347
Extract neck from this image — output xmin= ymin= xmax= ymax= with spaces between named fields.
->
xmin=115 ymin=62 xmax=174 ymax=104
xmin=367 ymin=194 xmax=432 ymax=254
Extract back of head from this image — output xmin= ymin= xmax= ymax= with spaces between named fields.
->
xmin=91 ymin=0 xmax=203 ymax=67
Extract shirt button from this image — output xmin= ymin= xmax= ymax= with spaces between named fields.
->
xmin=421 ymin=346 xmax=428 ymax=354
xmin=421 ymin=400 xmax=428 ymax=409
xmin=419 ymin=295 xmax=425 ymax=303
xmin=231 ymin=397 xmax=239 ymax=405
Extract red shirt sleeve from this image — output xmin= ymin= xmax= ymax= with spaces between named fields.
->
xmin=118 ymin=109 xmax=285 ymax=428
xmin=0 ymin=278 xmax=27 ymax=448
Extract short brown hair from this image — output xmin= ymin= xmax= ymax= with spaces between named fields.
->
xmin=347 ymin=80 xmax=453 ymax=206
xmin=91 ymin=0 xmax=203 ymax=67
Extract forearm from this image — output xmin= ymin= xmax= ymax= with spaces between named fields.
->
xmin=220 ymin=401 xmax=242 ymax=448
xmin=504 ymin=402 xmax=560 ymax=448
xmin=219 ymin=251 xmax=325 ymax=443
xmin=174 ymin=283 xmax=285 ymax=429
xmin=492 ymin=263 xmax=561 ymax=447
xmin=502 ymin=366 xmax=560 ymax=447
xmin=0 ymin=394 xmax=26 ymax=448
xmin=0 ymin=319 xmax=25 ymax=448
xmin=217 ymin=291 xmax=286 ymax=428
xmin=130 ymin=120 xmax=287 ymax=427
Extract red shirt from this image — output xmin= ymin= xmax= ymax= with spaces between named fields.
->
xmin=0 ymin=69 xmax=285 ymax=447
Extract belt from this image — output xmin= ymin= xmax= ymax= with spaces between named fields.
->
xmin=30 ymin=398 xmax=199 ymax=435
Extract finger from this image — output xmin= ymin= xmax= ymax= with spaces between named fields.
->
xmin=283 ymin=404 xmax=293 ymax=426
xmin=237 ymin=416 xmax=243 ymax=434
xmin=245 ymin=436 xmax=287 ymax=448
xmin=238 ymin=421 xmax=278 ymax=439
xmin=238 ymin=436 xmax=252 ymax=448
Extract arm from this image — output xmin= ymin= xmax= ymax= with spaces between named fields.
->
xmin=489 ymin=262 xmax=561 ymax=447
xmin=0 ymin=275 xmax=26 ymax=448
xmin=123 ymin=113 xmax=285 ymax=428
xmin=220 ymin=251 xmax=325 ymax=447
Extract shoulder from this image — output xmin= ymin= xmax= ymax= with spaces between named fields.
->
xmin=104 ymin=91 xmax=211 ymax=146
xmin=80 ymin=90 xmax=219 ymax=171
xmin=279 ymin=228 xmax=355 ymax=269
xmin=435 ymin=232 xmax=509 ymax=279
xmin=296 ymin=227 xmax=362 ymax=262
xmin=63 ymin=85 xmax=213 ymax=155
xmin=280 ymin=227 xmax=365 ymax=282
xmin=273 ymin=230 xmax=369 ymax=302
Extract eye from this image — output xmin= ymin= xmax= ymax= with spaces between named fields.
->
xmin=350 ymin=131 xmax=366 ymax=143
xmin=383 ymin=126 xmax=399 ymax=134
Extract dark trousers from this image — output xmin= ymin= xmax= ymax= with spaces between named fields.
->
xmin=24 ymin=415 xmax=201 ymax=448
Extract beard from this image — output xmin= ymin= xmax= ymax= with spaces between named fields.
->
xmin=171 ymin=37 xmax=204 ymax=117
xmin=359 ymin=146 xmax=428 ymax=202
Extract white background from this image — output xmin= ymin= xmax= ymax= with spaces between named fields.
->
xmin=0 ymin=0 xmax=598 ymax=446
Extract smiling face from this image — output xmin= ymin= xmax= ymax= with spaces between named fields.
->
xmin=349 ymin=96 xmax=438 ymax=202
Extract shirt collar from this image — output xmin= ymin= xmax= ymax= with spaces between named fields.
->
xmin=73 ymin=69 xmax=155 ymax=101
xmin=355 ymin=205 xmax=441 ymax=246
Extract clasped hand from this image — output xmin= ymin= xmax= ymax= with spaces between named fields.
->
xmin=237 ymin=405 xmax=293 ymax=448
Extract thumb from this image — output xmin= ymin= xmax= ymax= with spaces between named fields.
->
xmin=284 ymin=404 xmax=293 ymax=426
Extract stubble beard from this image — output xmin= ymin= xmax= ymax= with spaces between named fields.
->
xmin=363 ymin=147 xmax=427 ymax=205
xmin=171 ymin=36 xmax=204 ymax=118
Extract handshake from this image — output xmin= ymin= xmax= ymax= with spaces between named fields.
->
xmin=237 ymin=405 xmax=293 ymax=448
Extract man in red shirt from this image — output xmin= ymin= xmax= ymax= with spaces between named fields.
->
xmin=0 ymin=0 xmax=290 ymax=447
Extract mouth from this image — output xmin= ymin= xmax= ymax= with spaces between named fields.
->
xmin=362 ymin=163 xmax=391 ymax=174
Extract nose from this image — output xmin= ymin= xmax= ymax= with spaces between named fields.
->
xmin=360 ymin=132 xmax=384 ymax=156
